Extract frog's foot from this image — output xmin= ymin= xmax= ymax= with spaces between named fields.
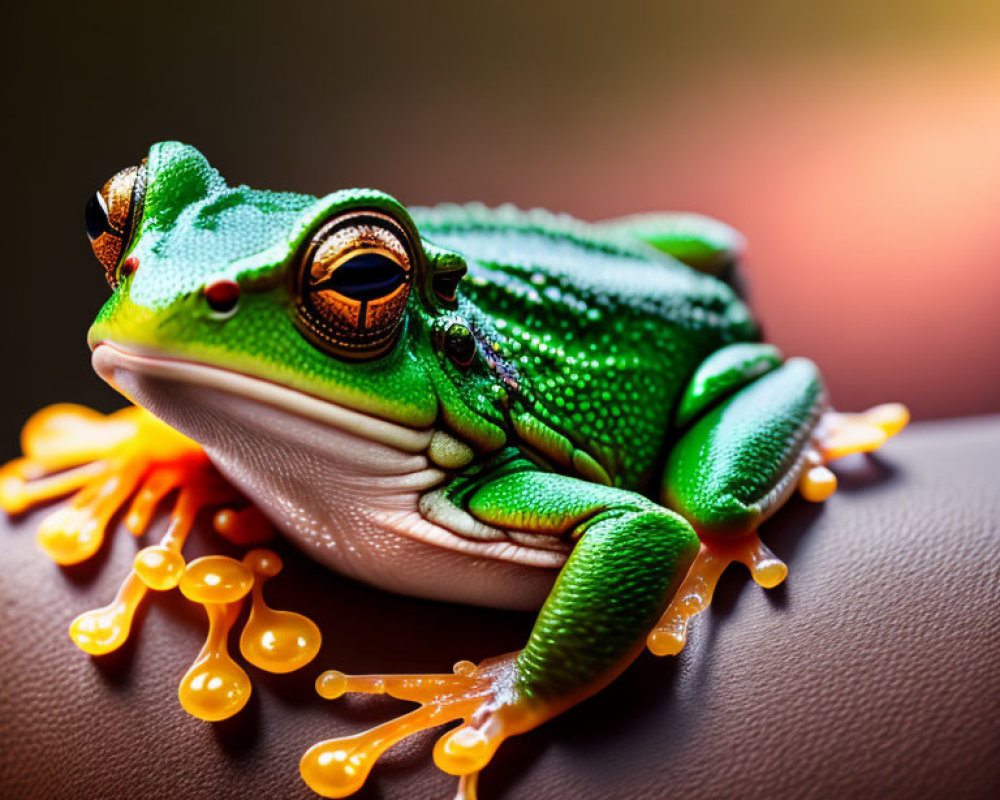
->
xmin=66 ymin=475 xmax=267 ymax=656
xmin=647 ymin=531 xmax=785 ymax=656
xmin=302 ymin=654 xmax=548 ymax=799
xmin=0 ymin=403 xmax=274 ymax=564
xmin=0 ymin=402 xmax=281 ymax=664
xmin=798 ymin=402 xmax=910 ymax=502
xmin=649 ymin=401 xmax=910 ymax=657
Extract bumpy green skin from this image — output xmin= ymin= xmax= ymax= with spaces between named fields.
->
xmin=415 ymin=204 xmax=758 ymax=487
xmin=517 ymin=507 xmax=694 ymax=699
xmin=675 ymin=342 xmax=784 ymax=428
xmin=465 ymin=468 xmax=698 ymax=698
xmin=90 ymin=142 xmax=829 ymax=710
xmin=665 ymin=358 xmax=824 ymax=534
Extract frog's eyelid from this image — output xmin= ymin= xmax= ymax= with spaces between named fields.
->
xmin=123 ymin=161 xmax=147 ymax=248
xmin=313 ymin=222 xmax=411 ymax=274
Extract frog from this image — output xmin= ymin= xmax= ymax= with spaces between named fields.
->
xmin=0 ymin=141 xmax=908 ymax=799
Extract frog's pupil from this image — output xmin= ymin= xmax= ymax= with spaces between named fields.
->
xmin=316 ymin=252 xmax=405 ymax=301
xmin=85 ymin=192 xmax=112 ymax=242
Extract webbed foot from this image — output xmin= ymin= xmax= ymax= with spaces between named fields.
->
xmin=799 ymin=402 xmax=910 ymax=501
xmin=0 ymin=403 xmax=273 ymax=565
xmin=0 ymin=403 xmax=282 ymax=662
xmin=656 ymin=358 xmax=909 ymax=659
xmin=648 ymin=532 xmax=786 ymax=655
xmin=302 ymin=654 xmax=548 ymax=798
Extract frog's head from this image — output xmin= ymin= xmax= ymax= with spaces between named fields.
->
xmin=82 ymin=143 xmax=549 ymax=604
xmin=85 ymin=141 xmax=481 ymax=439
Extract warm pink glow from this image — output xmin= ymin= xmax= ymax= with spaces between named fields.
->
xmin=414 ymin=51 xmax=1000 ymax=419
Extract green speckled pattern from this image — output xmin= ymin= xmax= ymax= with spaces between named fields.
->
xmin=87 ymin=142 xmax=832 ymax=713
xmin=412 ymin=204 xmax=759 ymax=488
xmin=515 ymin=503 xmax=697 ymax=699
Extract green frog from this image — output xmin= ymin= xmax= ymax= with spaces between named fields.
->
xmin=3 ymin=141 xmax=908 ymax=798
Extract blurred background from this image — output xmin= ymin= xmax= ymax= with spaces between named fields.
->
xmin=2 ymin=0 xmax=998 ymax=457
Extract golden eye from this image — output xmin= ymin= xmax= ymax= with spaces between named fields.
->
xmin=85 ymin=163 xmax=146 ymax=288
xmin=294 ymin=212 xmax=414 ymax=359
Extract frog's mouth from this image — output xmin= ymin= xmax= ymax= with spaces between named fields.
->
xmin=92 ymin=342 xmax=433 ymax=452
xmin=90 ymin=342 xmax=564 ymax=608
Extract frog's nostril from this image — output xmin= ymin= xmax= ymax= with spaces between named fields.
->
xmin=204 ymin=279 xmax=241 ymax=316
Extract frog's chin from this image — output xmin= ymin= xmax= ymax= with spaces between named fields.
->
xmin=91 ymin=342 xmax=561 ymax=610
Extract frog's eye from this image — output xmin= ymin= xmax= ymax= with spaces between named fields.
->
xmin=85 ymin=163 xmax=146 ymax=289
xmin=294 ymin=211 xmax=414 ymax=359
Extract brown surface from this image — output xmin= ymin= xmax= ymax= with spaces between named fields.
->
xmin=0 ymin=417 xmax=998 ymax=799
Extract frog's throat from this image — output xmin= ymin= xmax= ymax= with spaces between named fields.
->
xmin=90 ymin=343 xmax=561 ymax=609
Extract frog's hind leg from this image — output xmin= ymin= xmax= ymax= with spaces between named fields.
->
xmin=595 ymin=212 xmax=746 ymax=289
xmin=651 ymin=360 xmax=909 ymax=656
xmin=651 ymin=358 xmax=822 ymax=655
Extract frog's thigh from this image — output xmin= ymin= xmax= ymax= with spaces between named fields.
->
xmin=596 ymin=212 xmax=745 ymax=282
xmin=664 ymin=357 xmax=824 ymax=532
xmin=597 ymin=212 xmax=744 ymax=270
xmin=675 ymin=342 xmax=784 ymax=428
xmin=650 ymin=357 xmax=825 ymax=656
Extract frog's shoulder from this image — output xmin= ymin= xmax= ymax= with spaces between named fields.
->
xmin=410 ymin=202 xmax=655 ymax=261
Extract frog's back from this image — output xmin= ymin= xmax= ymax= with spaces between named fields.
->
xmin=412 ymin=203 xmax=754 ymax=337
xmin=411 ymin=203 xmax=760 ymax=490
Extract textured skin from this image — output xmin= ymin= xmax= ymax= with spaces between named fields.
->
xmin=1 ymin=419 xmax=996 ymax=799
xmin=665 ymin=358 xmax=825 ymax=533
xmin=515 ymin=504 xmax=696 ymax=699
xmin=414 ymin=203 xmax=757 ymax=487
xmin=86 ymin=141 xmax=824 ymax=714
xmin=675 ymin=342 xmax=783 ymax=427
xmin=462 ymin=467 xmax=698 ymax=697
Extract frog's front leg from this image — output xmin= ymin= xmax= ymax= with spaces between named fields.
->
xmin=300 ymin=467 xmax=699 ymax=798
xmin=649 ymin=357 xmax=908 ymax=656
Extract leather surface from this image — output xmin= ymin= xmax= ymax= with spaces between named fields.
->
xmin=0 ymin=417 xmax=997 ymax=799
